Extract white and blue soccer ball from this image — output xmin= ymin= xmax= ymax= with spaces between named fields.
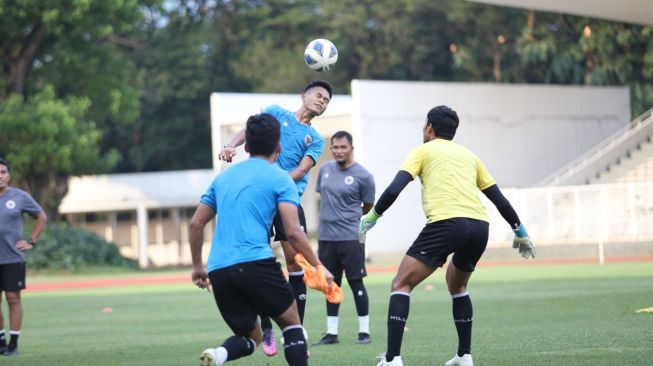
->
xmin=304 ymin=39 xmax=338 ymax=72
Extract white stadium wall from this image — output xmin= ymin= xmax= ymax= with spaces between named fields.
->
xmin=352 ymin=80 xmax=631 ymax=253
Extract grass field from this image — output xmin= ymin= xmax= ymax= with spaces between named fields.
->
xmin=5 ymin=261 xmax=653 ymax=365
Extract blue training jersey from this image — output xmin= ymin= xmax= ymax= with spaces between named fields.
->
xmin=262 ymin=105 xmax=325 ymax=196
xmin=201 ymin=157 xmax=300 ymax=271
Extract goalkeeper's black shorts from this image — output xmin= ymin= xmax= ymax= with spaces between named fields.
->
xmin=406 ymin=217 xmax=489 ymax=272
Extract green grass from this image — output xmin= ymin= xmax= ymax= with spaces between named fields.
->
xmin=4 ymin=262 xmax=653 ymax=365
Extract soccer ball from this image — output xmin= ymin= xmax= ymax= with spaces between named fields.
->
xmin=304 ymin=39 xmax=338 ymax=72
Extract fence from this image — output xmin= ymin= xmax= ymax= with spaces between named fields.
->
xmin=484 ymin=182 xmax=653 ymax=263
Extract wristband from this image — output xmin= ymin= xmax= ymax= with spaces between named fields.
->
xmin=27 ymin=239 xmax=37 ymax=247
xmin=366 ymin=208 xmax=381 ymax=221
xmin=513 ymin=224 xmax=528 ymax=238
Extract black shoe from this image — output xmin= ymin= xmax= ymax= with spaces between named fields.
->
xmin=4 ymin=345 xmax=17 ymax=356
xmin=313 ymin=333 xmax=339 ymax=345
xmin=0 ymin=344 xmax=5 ymax=355
xmin=356 ymin=332 xmax=371 ymax=344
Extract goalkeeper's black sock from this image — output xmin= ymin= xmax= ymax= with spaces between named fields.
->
xmin=260 ymin=315 xmax=273 ymax=332
xmin=288 ymin=271 xmax=307 ymax=323
xmin=0 ymin=329 xmax=6 ymax=350
xmin=452 ymin=291 xmax=473 ymax=356
xmin=386 ymin=291 xmax=410 ymax=362
xmin=282 ymin=325 xmax=308 ymax=366
xmin=221 ymin=335 xmax=256 ymax=361
xmin=8 ymin=331 xmax=19 ymax=350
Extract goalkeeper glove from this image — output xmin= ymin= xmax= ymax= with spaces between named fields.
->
xmin=513 ymin=224 xmax=535 ymax=259
xmin=359 ymin=208 xmax=381 ymax=240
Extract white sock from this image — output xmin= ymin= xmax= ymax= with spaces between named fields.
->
xmin=358 ymin=315 xmax=370 ymax=334
xmin=215 ymin=347 xmax=228 ymax=364
xmin=327 ymin=316 xmax=339 ymax=335
xmin=9 ymin=330 xmax=20 ymax=335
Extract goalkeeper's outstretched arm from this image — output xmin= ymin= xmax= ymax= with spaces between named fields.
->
xmin=359 ymin=170 xmax=413 ymax=237
xmin=482 ymin=184 xmax=535 ymax=259
xmin=373 ymin=170 xmax=414 ymax=215
xmin=481 ymin=184 xmax=521 ymax=230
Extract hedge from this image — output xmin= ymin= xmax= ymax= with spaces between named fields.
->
xmin=25 ymin=223 xmax=136 ymax=271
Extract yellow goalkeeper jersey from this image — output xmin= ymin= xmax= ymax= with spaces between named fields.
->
xmin=400 ymin=139 xmax=495 ymax=223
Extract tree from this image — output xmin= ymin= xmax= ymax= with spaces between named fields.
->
xmin=0 ymin=1 xmax=160 ymax=216
xmin=514 ymin=12 xmax=653 ymax=116
xmin=0 ymin=87 xmax=119 ymax=219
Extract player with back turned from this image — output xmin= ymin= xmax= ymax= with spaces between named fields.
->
xmin=218 ymin=80 xmax=333 ymax=356
xmin=190 ymin=113 xmax=334 ymax=366
xmin=360 ymin=106 xmax=535 ymax=366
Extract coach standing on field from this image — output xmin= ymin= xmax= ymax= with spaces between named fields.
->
xmin=313 ymin=131 xmax=375 ymax=346
xmin=0 ymin=158 xmax=47 ymax=356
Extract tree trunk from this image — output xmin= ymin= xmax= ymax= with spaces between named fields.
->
xmin=22 ymin=173 xmax=68 ymax=222
xmin=1 ymin=20 xmax=46 ymax=96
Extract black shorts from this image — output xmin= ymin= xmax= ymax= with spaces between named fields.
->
xmin=406 ymin=218 xmax=489 ymax=272
xmin=271 ymin=204 xmax=307 ymax=242
xmin=0 ymin=262 xmax=26 ymax=292
xmin=318 ymin=240 xmax=367 ymax=281
xmin=208 ymin=258 xmax=295 ymax=336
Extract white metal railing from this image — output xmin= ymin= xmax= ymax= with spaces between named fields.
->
xmin=536 ymin=108 xmax=653 ymax=186
xmin=484 ymin=182 xmax=653 ymax=263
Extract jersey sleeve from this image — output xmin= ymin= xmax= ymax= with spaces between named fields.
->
xmin=277 ymin=174 xmax=300 ymax=206
xmin=476 ymin=157 xmax=496 ymax=190
xmin=20 ymin=192 xmax=43 ymax=217
xmin=200 ymin=176 xmax=219 ymax=210
xmin=399 ymin=145 xmax=425 ymax=179
xmin=305 ymin=130 xmax=324 ymax=165
xmin=360 ymin=171 xmax=376 ymax=204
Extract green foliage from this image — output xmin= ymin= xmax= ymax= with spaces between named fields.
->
xmin=513 ymin=13 xmax=653 ymax=115
xmin=2 ymin=0 xmax=653 ymax=176
xmin=0 ymin=86 xmax=119 ymax=217
xmin=25 ymin=223 xmax=136 ymax=271
xmin=0 ymin=0 xmax=162 ymax=172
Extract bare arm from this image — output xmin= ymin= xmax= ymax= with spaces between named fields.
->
xmin=227 ymin=127 xmax=246 ymax=147
xmin=32 ymin=211 xmax=47 ymax=240
xmin=16 ymin=211 xmax=47 ymax=251
xmin=278 ymin=202 xmax=321 ymax=267
xmin=218 ymin=128 xmax=246 ymax=162
xmin=288 ymin=156 xmax=316 ymax=181
xmin=189 ymin=204 xmax=215 ymax=289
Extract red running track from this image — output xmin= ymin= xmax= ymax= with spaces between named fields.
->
xmin=27 ymin=256 xmax=653 ymax=292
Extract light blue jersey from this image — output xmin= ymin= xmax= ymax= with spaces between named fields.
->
xmin=201 ymin=157 xmax=300 ymax=271
xmin=262 ymin=105 xmax=325 ymax=196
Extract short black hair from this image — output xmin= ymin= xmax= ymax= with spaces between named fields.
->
xmin=304 ymin=80 xmax=333 ymax=99
xmin=246 ymin=113 xmax=280 ymax=156
xmin=427 ymin=105 xmax=459 ymax=140
xmin=331 ymin=131 xmax=352 ymax=145
xmin=0 ymin=158 xmax=10 ymax=173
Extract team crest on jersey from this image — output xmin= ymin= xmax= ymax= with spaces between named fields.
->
xmin=283 ymin=122 xmax=289 ymax=127
xmin=5 ymin=200 xmax=16 ymax=209
xmin=344 ymin=176 xmax=354 ymax=185
xmin=304 ymin=134 xmax=313 ymax=146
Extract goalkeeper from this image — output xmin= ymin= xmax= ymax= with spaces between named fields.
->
xmin=362 ymin=105 xmax=534 ymax=366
